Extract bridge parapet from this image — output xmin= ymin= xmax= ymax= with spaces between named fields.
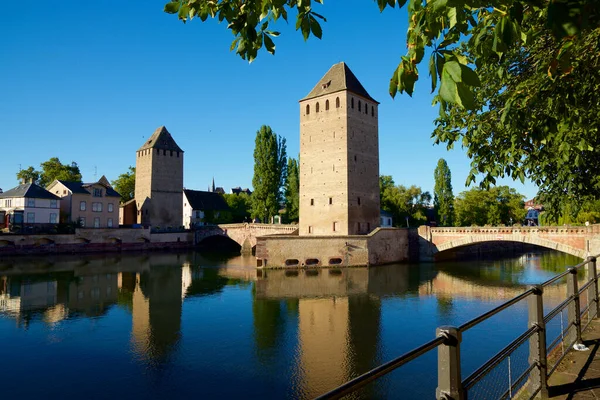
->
xmin=417 ymin=224 xmax=600 ymax=261
xmin=195 ymin=223 xmax=298 ymax=253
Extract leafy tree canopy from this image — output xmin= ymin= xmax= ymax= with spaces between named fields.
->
xmin=380 ymin=175 xmax=431 ymax=226
xmin=454 ymin=186 xmax=526 ymax=226
xmin=111 ymin=166 xmax=136 ymax=203
xmin=540 ymin=198 xmax=600 ymax=226
xmin=18 ymin=157 xmax=82 ymax=188
xmin=252 ymin=125 xmax=287 ymax=223
xmin=164 ymin=0 xmax=600 ymax=215
xmin=223 ymin=192 xmax=253 ymax=223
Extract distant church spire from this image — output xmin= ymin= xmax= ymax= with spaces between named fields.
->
xmin=211 ymin=177 xmax=215 ymax=193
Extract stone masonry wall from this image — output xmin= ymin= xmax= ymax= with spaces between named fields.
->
xmin=299 ymin=91 xmax=351 ymax=236
xmin=0 ymin=228 xmax=193 ymax=256
xmin=347 ymin=94 xmax=380 ymax=235
xmin=255 ymin=227 xmax=408 ymax=268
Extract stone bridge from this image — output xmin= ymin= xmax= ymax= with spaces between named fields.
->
xmin=195 ymin=223 xmax=298 ymax=254
xmin=417 ymin=224 xmax=600 ymax=261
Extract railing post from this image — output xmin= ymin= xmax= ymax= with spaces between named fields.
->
xmin=587 ymin=256 xmax=599 ymax=320
xmin=528 ymin=285 xmax=548 ymax=398
xmin=567 ymin=268 xmax=583 ymax=346
xmin=436 ymin=326 xmax=464 ymax=400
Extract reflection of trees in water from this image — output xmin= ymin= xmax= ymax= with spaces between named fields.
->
xmin=437 ymin=251 xmax=581 ymax=287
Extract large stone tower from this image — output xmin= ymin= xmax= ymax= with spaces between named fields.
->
xmin=135 ymin=126 xmax=184 ymax=227
xmin=299 ymin=62 xmax=380 ymax=236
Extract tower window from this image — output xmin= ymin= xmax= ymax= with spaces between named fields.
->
xmin=358 ymin=197 xmax=361 ymax=205
xmin=308 ymin=226 xmax=313 ymax=234
xmin=177 ymin=152 xmax=180 ymax=157
xmin=365 ymin=104 xmax=368 ymax=114
xmin=333 ymin=222 xmax=338 ymax=232
xmin=351 ymin=98 xmax=354 ymax=109
xmin=310 ymin=199 xmax=314 ymax=206
xmin=354 ymin=155 xmax=357 ymax=162
xmin=306 ymin=104 xmax=310 ymax=115
xmin=170 ymin=150 xmax=173 ymax=156
xmin=329 ymin=197 xmax=332 ymax=204
xmin=325 ymin=100 xmax=329 ymax=110
xmin=372 ymin=107 xmax=374 ymax=117
xmin=157 ymin=148 xmax=160 ymax=155
xmin=163 ymin=150 xmax=166 ymax=155
xmin=316 ymin=102 xmax=320 ymax=113
xmin=336 ymin=97 xmax=340 ymax=108
xmin=358 ymin=100 xmax=361 ymax=112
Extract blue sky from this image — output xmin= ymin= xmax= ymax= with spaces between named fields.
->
xmin=0 ymin=0 xmax=538 ymax=200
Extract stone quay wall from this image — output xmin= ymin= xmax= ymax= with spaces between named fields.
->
xmin=255 ymin=227 xmax=408 ymax=268
xmin=0 ymin=228 xmax=193 ymax=256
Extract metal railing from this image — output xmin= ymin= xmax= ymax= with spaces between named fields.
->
xmin=315 ymin=255 xmax=600 ymax=400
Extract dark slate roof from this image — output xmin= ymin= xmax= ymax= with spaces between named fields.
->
xmin=0 ymin=183 xmax=60 ymax=200
xmin=58 ymin=179 xmax=121 ymax=198
xmin=184 ymin=189 xmax=229 ymax=211
xmin=301 ymin=62 xmax=378 ymax=103
xmin=82 ymin=183 xmax=121 ymax=198
xmin=58 ymin=180 xmax=89 ymax=194
xmin=137 ymin=126 xmax=184 ymax=152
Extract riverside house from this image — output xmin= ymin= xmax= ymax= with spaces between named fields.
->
xmin=47 ymin=176 xmax=121 ymax=228
xmin=0 ymin=183 xmax=61 ymax=232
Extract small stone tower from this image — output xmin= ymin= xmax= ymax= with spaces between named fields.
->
xmin=299 ymin=62 xmax=380 ymax=236
xmin=135 ymin=126 xmax=184 ymax=227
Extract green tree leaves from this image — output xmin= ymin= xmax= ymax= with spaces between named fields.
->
xmin=454 ymin=186 xmax=526 ymax=227
xmin=284 ymin=158 xmax=299 ymax=222
xmin=111 ymin=166 xmax=136 ymax=203
xmin=164 ymin=0 xmax=325 ymax=62
xmin=433 ymin=158 xmax=454 ymax=226
xmin=379 ymin=175 xmax=432 ymax=227
xmin=18 ymin=157 xmax=83 ymax=188
xmin=252 ymin=125 xmax=287 ymax=223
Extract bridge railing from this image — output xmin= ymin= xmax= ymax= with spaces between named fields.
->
xmin=315 ymin=254 xmax=600 ymax=400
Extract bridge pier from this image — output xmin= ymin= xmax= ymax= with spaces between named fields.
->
xmin=240 ymin=238 xmax=253 ymax=255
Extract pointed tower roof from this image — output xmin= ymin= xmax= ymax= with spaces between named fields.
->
xmin=300 ymin=62 xmax=378 ymax=103
xmin=137 ymin=126 xmax=184 ymax=153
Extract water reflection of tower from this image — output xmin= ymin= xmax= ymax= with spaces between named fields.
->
xmin=121 ymin=263 xmax=191 ymax=364
xmin=255 ymin=268 xmax=381 ymax=398
xmin=298 ymin=295 xmax=381 ymax=398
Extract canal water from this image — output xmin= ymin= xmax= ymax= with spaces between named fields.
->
xmin=0 ymin=250 xmax=581 ymax=399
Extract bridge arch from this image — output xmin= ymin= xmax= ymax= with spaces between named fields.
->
xmin=433 ymin=236 xmax=585 ymax=259
xmin=196 ymin=234 xmax=242 ymax=253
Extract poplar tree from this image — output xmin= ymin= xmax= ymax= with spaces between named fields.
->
xmin=434 ymin=159 xmax=454 ymax=227
xmin=252 ymin=125 xmax=287 ymax=223
xmin=284 ymin=157 xmax=299 ymax=222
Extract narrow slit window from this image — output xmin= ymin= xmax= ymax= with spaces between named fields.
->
xmin=316 ymin=102 xmax=320 ymax=113
xmin=329 ymin=197 xmax=333 ymax=204
xmin=336 ymin=97 xmax=340 ymax=108
xmin=358 ymin=197 xmax=361 ymax=206
xmin=306 ymin=104 xmax=310 ymax=115
xmin=310 ymin=199 xmax=314 ymax=206
xmin=358 ymin=100 xmax=361 ymax=112
xmin=325 ymin=100 xmax=329 ymax=110
xmin=351 ymin=98 xmax=354 ymax=108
